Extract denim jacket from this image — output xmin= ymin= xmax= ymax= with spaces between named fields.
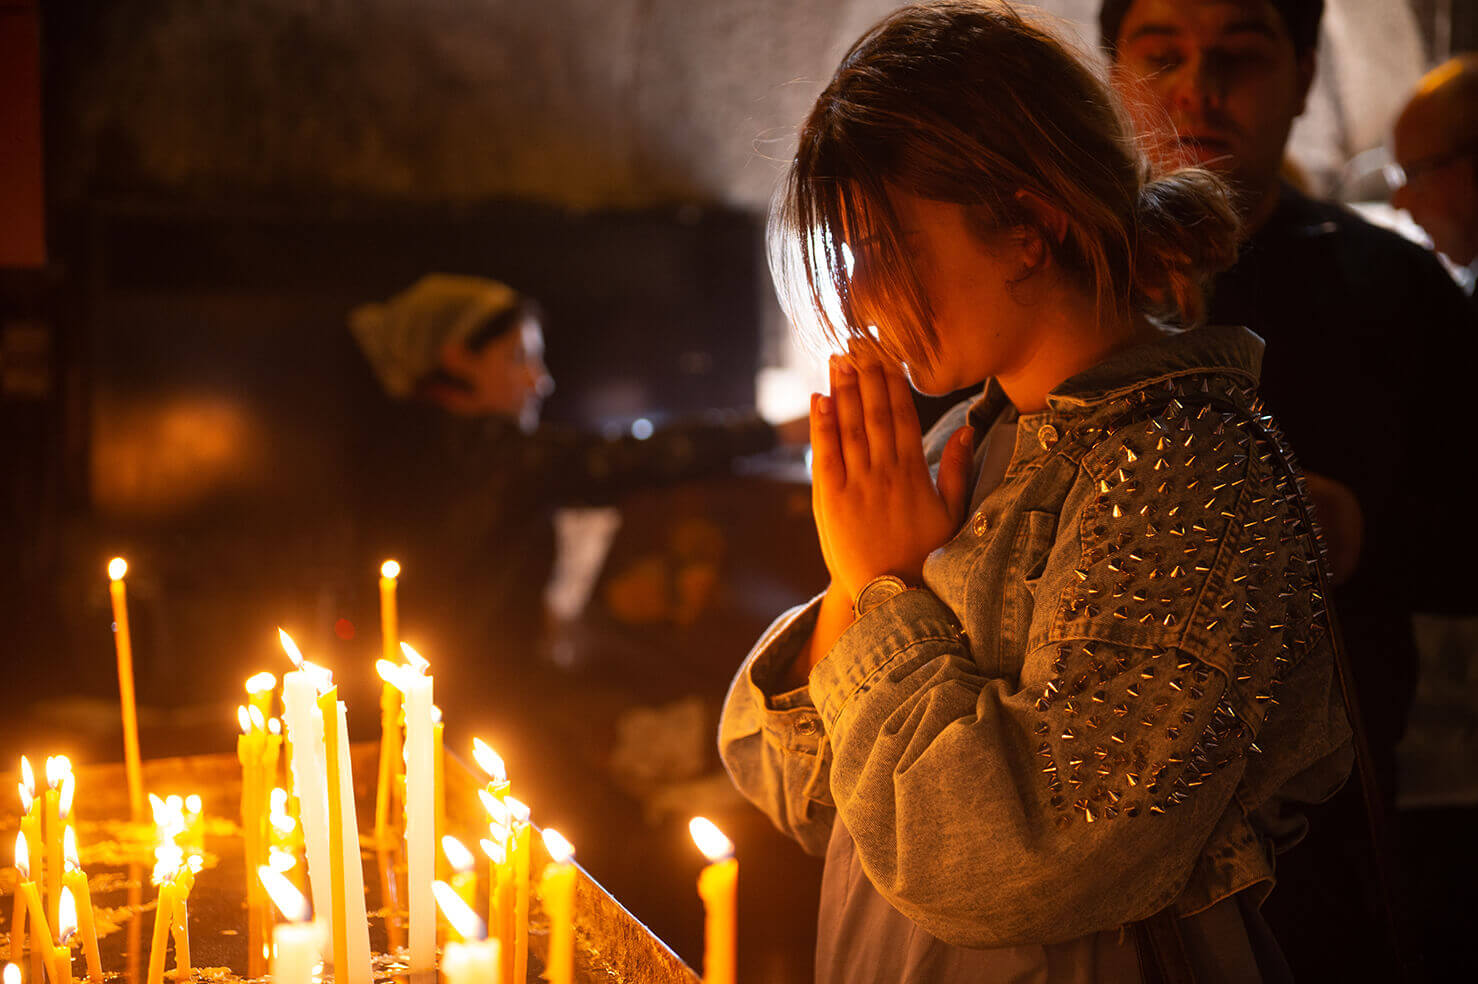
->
xmin=719 ymin=325 xmax=1353 ymax=962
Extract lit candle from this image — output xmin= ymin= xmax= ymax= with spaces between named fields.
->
xmin=443 ymin=836 xmax=477 ymax=912
xmin=61 ymin=828 xmax=103 ymax=981
xmin=477 ymin=792 xmax=511 ymax=958
xmin=44 ymin=757 xmax=72 ymax=930
xmin=108 ymin=558 xmax=147 ymax=822
xmin=318 ymin=685 xmax=372 ymax=984
xmin=237 ymin=705 xmax=267 ymax=971
xmin=538 ymin=829 xmax=575 ymax=984
xmin=246 ymin=672 xmax=277 ymax=732
xmin=374 ymin=657 xmax=404 ymax=849
xmin=278 ymin=630 xmax=335 ymax=960
xmin=182 ymin=796 xmax=205 ymax=856
xmin=397 ymin=644 xmax=436 ymax=975
xmin=688 ymin=818 xmax=737 ymax=984
xmin=507 ymin=798 xmax=532 ymax=984
xmin=145 ymin=852 xmax=177 ymax=984
xmin=4 ymin=961 xmax=20 ymax=984
xmin=259 ymin=866 xmax=320 ymax=984
xmin=434 ymin=881 xmax=499 ymax=984
xmin=12 ymin=831 xmax=55 ymax=984
xmin=53 ymin=887 xmax=76 ymax=984
xmin=434 ymin=707 xmax=446 ymax=881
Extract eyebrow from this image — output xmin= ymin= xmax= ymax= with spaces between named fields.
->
xmin=1123 ymin=18 xmax=1281 ymax=45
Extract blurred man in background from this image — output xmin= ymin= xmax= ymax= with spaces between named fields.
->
xmin=1102 ymin=0 xmax=1477 ymax=977
xmin=1391 ymin=53 xmax=1478 ymax=307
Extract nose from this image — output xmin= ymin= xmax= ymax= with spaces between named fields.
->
xmin=1170 ymin=53 xmax=1226 ymax=116
xmin=527 ymin=360 xmax=554 ymax=398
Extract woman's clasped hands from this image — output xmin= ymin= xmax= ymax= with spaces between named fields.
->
xmin=810 ymin=352 xmax=976 ymax=606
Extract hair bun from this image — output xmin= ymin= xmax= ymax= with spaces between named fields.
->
xmin=1130 ymin=169 xmax=1241 ymax=326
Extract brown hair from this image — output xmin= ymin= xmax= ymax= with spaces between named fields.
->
xmin=770 ymin=0 xmax=1240 ymax=370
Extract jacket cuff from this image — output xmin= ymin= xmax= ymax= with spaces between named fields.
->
xmin=809 ymin=587 xmax=963 ymax=730
xmin=743 ymin=596 xmax=828 ymax=752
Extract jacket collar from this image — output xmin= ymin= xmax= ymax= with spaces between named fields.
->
xmin=967 ymin=325 xmax=1264 ymax=432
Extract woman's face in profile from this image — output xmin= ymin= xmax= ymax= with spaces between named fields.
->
xmin=432 ymin=317 xmax=555 ymax=429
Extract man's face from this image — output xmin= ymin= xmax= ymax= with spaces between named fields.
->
xmin=1391 ymin=108 xmax=1478 ymax=266
xmin=434 ymin=318 xmax=555 ymax=429
xmin=1111 ymin=0 xmax=1315 ymax=213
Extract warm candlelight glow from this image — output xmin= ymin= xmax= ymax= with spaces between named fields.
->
xmin=63 ymin=827 xmax=80 ymax=869
xmin=506 ymin=797 xmax=531 ymax=825
xmin=400 ymin=642 xmax=429 ymax=674
xmin=278 ymin=628 xmax=305 ymax=668
xmin=57 ymin=888 xmax=77 ymax=945
xmin=20 ymin=757 xmax=35 ymax=802
xmin=238 ymin=706 xmax=253 ymax=733
xmin=477 ymin=790 xmax=510 ymax=828
xmin=186 ymin=795 xmax=202 ymax=815
xmin=432 ymin=882 xmax=486 ymax=942
xmin=258 ymin=866 xmax=311 ymax=922
xmin=249 ymin=706 xmax=267 ymax=731
xmin=108 ymin=558 xmax=127 ymax=581
xmin=58 ymin=775 xmax=75 ymax=820
xmin=442 ymin=836 xmax=475 ymax=874
xmin=480 ymin=839 xmax=506 ymax=865
xmin=471 ymin=739 xmax=507 ymax=783
xmin=268 ymin=717 xmax=282 ymax=735
xmin=381 ymin=560 xmax=400 ymax=580
xmin=246 ymin=672 xmax=277 ymax=695
xmin=375 ymin=660 xmax=404 ymax=688
xmin=46 ymin=757 xmax=72 ymax=791
xmin=15 ymin=831 xmax=31 ymax=880
xmin=269 ymin=848 xmax=297 ymax=873
xmin=688 ymin=817 xmax=734 ymax=862
xmin=541 ymin=829 xmax=574 ymax=865
xmin=5 ymin=963 xmax=20 ymax=984
xmin=152 ymin=846 xmax=182 ymax=886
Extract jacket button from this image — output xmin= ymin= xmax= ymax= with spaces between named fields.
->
xmin=795 ymin=715 xmax=818 ymax=736
xmin=1037 ymin=424 xmax=1060 ymax=450
xmin=971 ymin=512 xmax=990 ymax=536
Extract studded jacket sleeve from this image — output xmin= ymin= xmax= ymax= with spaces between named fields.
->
xmin=801 ymin=396 xmax=1352 ymax=948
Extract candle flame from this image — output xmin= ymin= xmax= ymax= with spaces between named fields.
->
xmin=271 ymin=811 xmax=297 ymax=837
xmin=432 ymin=881 xmax=486 ymax=942
xmin=376 ymin=660 xmax=407 ymax=691
xmin=480 ymin=838 xmax=506 ymax=865
xmin=238 ymin=705 xmax=253 ymax=733
xmin=270 ymin=787 xmax=288 ymax=814
xmin=58 ymin=886 xmax=78 ymax=944
xmin=246 ymin=672 xmax=277 ymax=695
xmin=185 ymin=794 xmax=202 ymax=816
xmin=64 ymin=825 xmax=80 ymax=870
xmin=399 ymin=642 xmax=430 ymax=674
xmin=108 ymin=557 xmax=128 ymax=581
xmin=431 ymin=705 xmax=443 ymax=725
xmin=506 ymin=797 xmax=531 ymax=825
xmin=59 ymin=775 xmax=76 ymax=820
xmin=541 ymin=828 xmax=575 ymax=865
xmin=258 ymin=865 xmax=311 ymax=922
xmin=249 ymin=706 xmax=267 ymax=731
xmin=278 ymin=628 xmax=305 ymax=669
xmin=688 ymin=817 xmax=734 ymax=863
xmin=268 ymin=848 xmax=297 ymax=873
xmin=152 ymin=844 xmax=183 ymax=885
xmin=187 ymin=854 xmax=204 ymax=874
xmin=441 ymin=836 xmax=475 ymax=874
xmin=45 ymin=756 xmax=72 ymax=790
xmin=381 ymin=560 xmax=400 ymax=579
xmin=268 ymin=717 xmax=282 ymax=735
xmin=165 ymin=795 xmax=183 ymax=814
xmin=478 ymin=790 xmax=509 ymax=828
xmin=5 ymin=963 xmax=20 ymax=984
xmin=471 ymin=739 xmax=507 ymax=783
xmin=152 ymin=794 xmax=186 ymax=843
xmin=14 ymin=831 xmax=30 ymax=880
xmin=20 ymin=756 xmax=35 ymax=800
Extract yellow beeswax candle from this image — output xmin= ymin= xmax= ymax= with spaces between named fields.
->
xmin=62 ymin=828 xmax=103 ymax=981
xmin=43 ymin=758 xmax=70 ymax=930
xmin=443 ymin=836 xmax=478 ymax=911
xmin=15 ymin=830 xmax=55 ymax=984
xmin=108 ymin=558 xmax=146 ymax=821
xmin=434 ymin=710 xmax=446 ymax=881
xmin=54 ymin=885 xmax=79 ymax=984
xmin=170 ymin=868 xmax=193 ymax=981
xmin=538 ymin=829 xmax=575 ymax=984
xmin=317 ymin=687 xmax=349 ymax=981
xmin=146 ymin=879 xmax=175 ymax=984
xmin=374 ymin=657 xmax=403 ymax=848
xmin=508 ymin=800 xmax=532 ymax=984
xmin=688 ymin=818 xmax=737 ymax=984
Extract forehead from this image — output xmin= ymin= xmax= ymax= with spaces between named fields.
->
xmin=1117 ymin=0 xmax=1291 ymax=47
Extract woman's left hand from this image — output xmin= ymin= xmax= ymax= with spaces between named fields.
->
xmin=811 ymin=354 xmax=974 ymax=604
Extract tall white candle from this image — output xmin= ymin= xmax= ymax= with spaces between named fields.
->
xmin=400 ymin=645 xmax=436 ymax=975
xmin=327 ymin=695 xmax=373 ymax=984
xmin=278 ymin=631 xmax=335 ymax=962
xmin=259 ymin=866 xmax=320 ymax=984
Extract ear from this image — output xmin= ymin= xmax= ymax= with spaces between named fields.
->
xmin=1011 ymin=189 xmax=1070 ymax=273
xmin=1293 ymin=48 xmax=1316 ymax=117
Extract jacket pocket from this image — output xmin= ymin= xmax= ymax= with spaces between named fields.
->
xmin=1019 ymin=509 xmax=1059 ymax=585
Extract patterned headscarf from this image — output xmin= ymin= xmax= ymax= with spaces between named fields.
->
xmin=350 ymin=274 xmax=522 ymax=398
